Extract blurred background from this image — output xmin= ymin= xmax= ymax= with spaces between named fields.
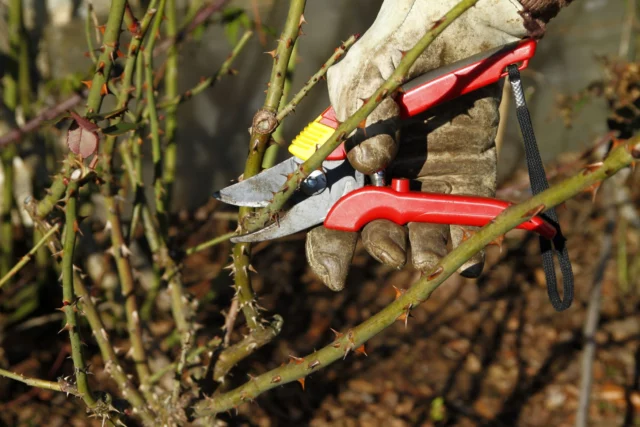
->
xmin=10 ymin=0 xmax=623 ymax=209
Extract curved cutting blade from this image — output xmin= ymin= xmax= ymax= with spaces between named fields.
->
xmin=213 ymin=157 xmax=301 ymax=208
xmin=231 ymin=161 xmax=364 ymax=243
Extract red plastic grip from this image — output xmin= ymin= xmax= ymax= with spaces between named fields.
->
xmin=318 ymin=40 xmax=537 ymax=161
xmin=323 ymin=178 xmax=556 ymax=240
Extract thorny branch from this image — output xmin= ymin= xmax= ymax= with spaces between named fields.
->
xmin=232 ymin=0 xmax=307 ymax=333
xmin=194 ymin=137 xmax=640 ymax=417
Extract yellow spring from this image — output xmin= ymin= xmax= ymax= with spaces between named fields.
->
xmin=288 ymin=117 xmax=336 ymax=161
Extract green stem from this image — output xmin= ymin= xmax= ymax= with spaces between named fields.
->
xmin=0 ymin=146 xmax=15 ymax=279
xmin=104 ymin=197 xmax=151 ymax=384
xmin=34 ymin=219 xmax=155 ymax=423
xmin=275 ymin=33 xmax=359 ymax=124
xmin=0 ymin=368 xmax=79 ymax=395
xmin=242 ymin=0 xmax=479 ymax=234
xmin=85 ymin=2 xmax=98 ymax=64
xmin=162 ymin=0 xmax=179 ymax=220
xmin=194 ymin=137 xmax=640 ymax=417
xmin=61 ymin=180 xmax=97 ymax=408
xmin=153 ymin=30 xmax=252 ymax=111
xmin=263 ymin=40 xmax=298 ymax=169
xmin=85 ymin=0 xmax=127 ymax=114
xmin=143 ymin=0 xmax=168 ymax=235
xmin=185 ymin=232 xmax=236 ymax=255
xmin=0 ymin=223 xmax=59 ymax=289
xmin=234 ymin=0 xmax=306 ymax=331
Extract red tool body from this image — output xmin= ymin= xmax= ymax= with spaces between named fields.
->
xmin=324 ymin=178 xmax=556 ymax=239
xmin=219 ymin=40 xmax=554 ymax=243
xmin=322 ymin=39 xmax=536 ymax=161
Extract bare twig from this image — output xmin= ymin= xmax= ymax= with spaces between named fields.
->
xmin=275 ymin=33 xmax=359 ymax=123
xmin=0 ymin=223 xmax=59 ymax=289
xmin=0 ymin=368 xmax=79 ymax=396
xmin=575 ymin=186 xmax=616 ymax=427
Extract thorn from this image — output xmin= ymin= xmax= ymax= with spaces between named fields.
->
xmin=96 ymin=61 xmax=105 ymax=73
xmin=308 ymin=360 xmax=320 ymax=370
xmin=355 ymin=344 xmax=367 ymax=356
xmin=120 ymin=244 xmax=132 ymax=258
xmin=100 ymin=83 xmax=109 ymax=96
xmin=427 ymin=266 xmax=444 ymax=281
xmin=488 ymin=235 xmax=505 ymax=254
xmin=581 ymin=162 xmax=604 ymax=175
xmin=392 ymin=285 xmax=405 ymax=300
xmin=460 ymin=228 xmax=475 ymax=243
xmin=584 ymin=181 xmax=601 ymax=202
xmin=297 ymin=378 xmax=305 ymax=390
xmin=96 ymin=24 xmax=106 ymax=34
xmin=330 ymin=328 xmax=343 ymax=339
xmin=521 ymin=204 xmax=546 ymax=219
xmin=58 ymin=323 xmax=73 ymax=334
xmin=265 ymin=49 xmax=278 ymax=58
xmin=81 ymin=80 xmax=93 ymax=89
xmin=248 ymin=264 xmax=258 ymax=274
xmin=298 ymin=14 xmax=307 ymax=26
xmin=288 ymin=355 xmax=304 ymax=365
xmin=73 ymin=220 xmax=83 ymax=236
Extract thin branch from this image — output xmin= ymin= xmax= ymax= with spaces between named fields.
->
xmin=185 ymin=231 xmax=236 ymax=255
xmin=0 ymin=92 xmax=85 ymax=148
xmin=575 ymin=188 xmax=616 ymax=427
xmin=193 ymin=137 xmax=640 ymax=417
xmin=0 ymin=223 xmax=59 ymax=289
xmin=0 ymin=368 xmax=79 ymax=396
xmin=275 ymin=33 xmax=359 ymax=123
xmin=233 ymin=0 xmax=306 ymax=332
xmin=61 ymin=179 xmax=97 ymax=408
xmin=161 ymin=0 xmax=179 ymax=230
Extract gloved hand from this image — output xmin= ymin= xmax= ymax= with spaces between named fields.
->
xmin=306 ymin=0 xmax=574 ymax=291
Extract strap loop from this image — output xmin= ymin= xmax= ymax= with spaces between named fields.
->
xmin=507 ymin=64 xmax=574 ymax=311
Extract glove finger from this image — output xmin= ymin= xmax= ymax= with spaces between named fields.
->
xmin=407 ymin=222 xmax=448 ymax=272
xmin=346 ymin=98 xmax=400 ymax=175
xmin=450 ymin=225 xmax=485 ymax=278
xmin=306 ymin=226 xmax=358 ymax=292
xmin=361 ymin=219 xmax=407 ymax=269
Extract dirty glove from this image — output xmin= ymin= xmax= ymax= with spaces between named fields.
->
xmin=306 ymin=0 xmax=575 ymax=291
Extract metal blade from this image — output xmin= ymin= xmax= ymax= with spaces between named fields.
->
xmin=231 ymin=162 xmax=364 ymax=243
xmin=212 ymin=157 xmax=301 ymax=207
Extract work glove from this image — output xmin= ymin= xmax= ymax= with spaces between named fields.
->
xmin=306 ymin=0 xmax=575 ymax=291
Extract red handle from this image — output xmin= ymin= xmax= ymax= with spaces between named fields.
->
xmin=320 ymin=39 xmax=537 ymax=161
xmin=323 ymin=178 xmax=556 ymax=240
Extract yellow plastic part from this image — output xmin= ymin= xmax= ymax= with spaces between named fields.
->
xmin=288 ymin=117 xmax=336 ymax=161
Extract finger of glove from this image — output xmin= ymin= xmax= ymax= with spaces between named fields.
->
xmin=450 ymin=225 xmax=485 ymax=278
xmin=306 ymin=225 xmax=358 ymax=292
xmin=361 ymin=219 xmax=407 ymax=269
xmin=407 ymin=222 xmax=448 ymax=272
xmin=345 ymin=97 xmax=400 ymax=175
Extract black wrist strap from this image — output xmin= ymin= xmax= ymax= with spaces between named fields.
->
xmin=507 ymin=64 xmax=574 ymax=311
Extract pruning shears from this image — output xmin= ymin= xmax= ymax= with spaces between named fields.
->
xmin=215 ymin=39 xmax=555 ymax=243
